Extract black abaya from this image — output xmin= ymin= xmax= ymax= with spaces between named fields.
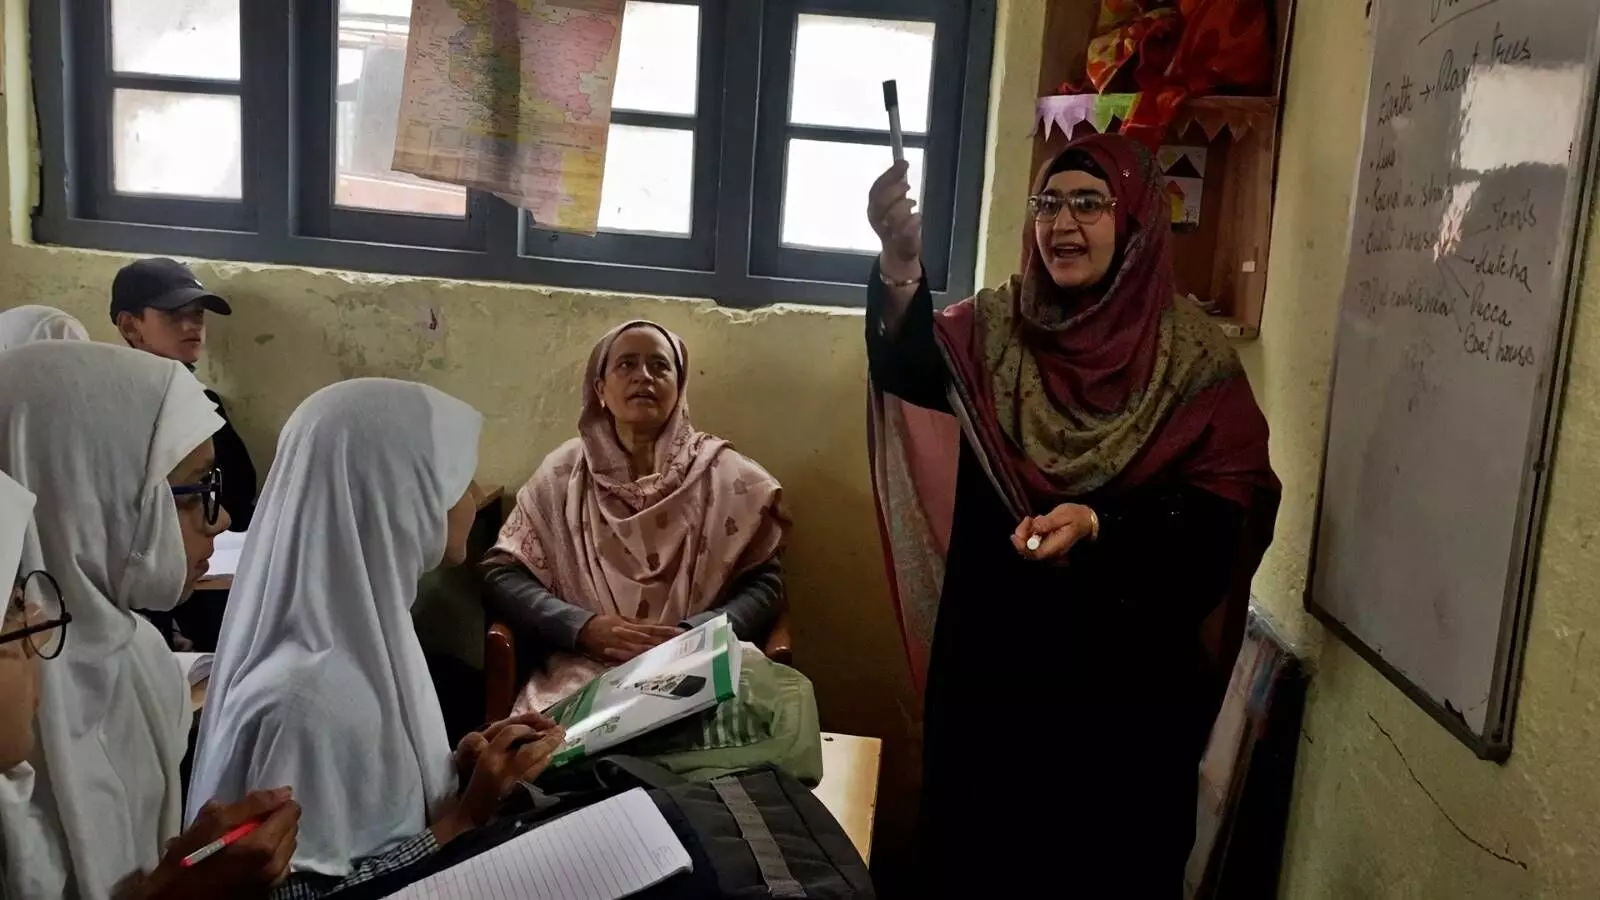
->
xmin=868 ymin=276 xmax=1248 ymax=897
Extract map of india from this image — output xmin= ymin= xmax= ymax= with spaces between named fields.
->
xmin=393 ymin=0 xmax=625 ymax=234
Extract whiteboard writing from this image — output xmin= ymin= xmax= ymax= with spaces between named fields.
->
xmin=1309 ymin=0 xmax=1600 ymax=755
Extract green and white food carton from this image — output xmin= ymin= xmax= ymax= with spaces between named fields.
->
xmin=543 ymin=613 xmax=741 ymax=766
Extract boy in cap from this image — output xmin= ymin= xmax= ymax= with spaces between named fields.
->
xmin=112 ymin=258 xmax=257 ymax=649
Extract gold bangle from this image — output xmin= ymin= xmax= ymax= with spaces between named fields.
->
xmin=878 ymin=269 xmax=921 ymax=288
xmin=1088 ymin=508 xmax=1101 ymax=541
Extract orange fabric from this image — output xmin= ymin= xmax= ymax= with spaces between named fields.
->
xmin=1123 ymin=0 xmax=1273 ymax=147
xmin=1095 ymin=0 xmax=1171 ymax=31
xmin=1086 ymin=8 xmax=1181 ymax=94
xmin=1169 ymin=0 xmax=1273 ymax=95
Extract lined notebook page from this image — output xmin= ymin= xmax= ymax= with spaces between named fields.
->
xmin=392 ymin=789 xmax=691 ymax=900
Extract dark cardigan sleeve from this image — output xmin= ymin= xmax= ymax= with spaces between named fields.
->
xmin=482 ymin=563 xmax=594 ymax=667
xmin=1071 ymin=484 xmax=1248 ymax=632
xmin=866 ymin=260 xmax=951 ymax=413
xmin=206 ymin=389 xmax=258 ymax=532
xmin=682 ymin=557 xmax=785 ymax=642
xmin=485 ymin=557 xmax=786 ymax=660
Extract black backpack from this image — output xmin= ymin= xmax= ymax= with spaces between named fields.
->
xmin=340 ymin=756 xmax=876 ymax=899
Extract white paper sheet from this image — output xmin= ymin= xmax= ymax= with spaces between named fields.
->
xmin=205 ymin=530 xmax=247 ymax=578
xmin=172 ymin=652 xmax=213 ymax=686
xmin=390 ymin=788 xmax=690 ymax=900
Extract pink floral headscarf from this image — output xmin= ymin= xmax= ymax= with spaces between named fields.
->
xmin=491 ymin=321 xmax=788 ymax=710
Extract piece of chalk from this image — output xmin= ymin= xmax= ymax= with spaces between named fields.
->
xmin=1026 ymin=534 xmax=1042 ymax=551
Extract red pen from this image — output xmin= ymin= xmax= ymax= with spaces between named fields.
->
xmin=179 ymin=820 xmax=260 ymax=868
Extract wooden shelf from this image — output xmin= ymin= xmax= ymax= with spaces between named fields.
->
xmin=1028 ymin=1 xmax=1297 ymax=338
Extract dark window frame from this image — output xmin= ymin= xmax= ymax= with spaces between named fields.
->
xmin=751 ymin=0 xmax=976 ymax=294
xmin=31 ymin=0 xmax=994 ymax=309
xmin=297 ymin=1 xmax=490 ymax=253
xmin=65 ymin=0 xmax=257 ymax=232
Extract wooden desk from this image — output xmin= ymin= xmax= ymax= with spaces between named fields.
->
xmin=813 ymin=733 xmax=883 ymax=864
xmin=192 ymin=484 xmax=505 ymax=594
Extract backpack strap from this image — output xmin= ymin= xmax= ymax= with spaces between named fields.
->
xmin=710 ymin=776 xmax=808 ymax=899
xmin=593 ymin=754 xmax=689 ymax=791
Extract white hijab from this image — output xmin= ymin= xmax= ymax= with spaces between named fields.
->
xmin=0 ymin=342 xmax=223 ymax=900
xmin=187 ymin=379 xmax=482 ymax=877
xmin=0 ymin=306 xmax=89 ymax=351
xmin=0 ymin=471 xmax=36 ymax=774
xmin=0 ymin=471 xmax=34 ymax=587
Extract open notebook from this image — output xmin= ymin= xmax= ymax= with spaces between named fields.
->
xmin=389 ymin=789 xmax=690 ymax=900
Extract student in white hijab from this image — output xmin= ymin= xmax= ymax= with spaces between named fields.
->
xmin=188 ymin=379 xmax=562 ymax=897
xmin=0 ymin=305 xmax=89 ymax=350
xmin=0 ymin=342 xmax=298 ymax=900
xmin=0 ymin=471 xmax=48 ymax=772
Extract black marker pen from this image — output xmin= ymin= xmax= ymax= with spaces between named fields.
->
xmin=883 ymin=79 xmax=905 ymax=165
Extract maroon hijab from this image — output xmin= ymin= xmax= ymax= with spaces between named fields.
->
xmin=869 ymin=133 xmax=1280 ymax=691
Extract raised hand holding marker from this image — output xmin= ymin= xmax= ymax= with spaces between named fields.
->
xmin=882 ymin=79 xmax=905 ymax=165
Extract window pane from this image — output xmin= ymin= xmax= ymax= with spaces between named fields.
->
xmin=112 ymin=90 xmax=242 ymax=199
xmin=613 ymin=1 xmax=699 ymax=115
xmin=336 ymin=0 xmax=468 ymax=215
xmin=782 ymin=139 xmax=922 ymax=253
xmin=790 ymin=14 xmax=935 ymax=132
xmin=111 ymin=0 xmax=240 ymax=80
xmin=596 ymin=124 xmax=694 ymax=235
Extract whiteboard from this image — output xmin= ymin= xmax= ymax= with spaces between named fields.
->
xmin=1308 ymin=0 xmax=1600 ymax=759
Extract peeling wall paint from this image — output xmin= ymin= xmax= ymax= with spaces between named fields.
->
xmin=2 ymin=231 xmax=936 ymax=856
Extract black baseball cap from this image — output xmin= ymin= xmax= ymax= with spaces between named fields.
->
xmin=109 ymin=258 xmax=232 ymax=322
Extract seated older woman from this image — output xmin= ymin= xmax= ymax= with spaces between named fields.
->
xmin=485 ymin=320 xmax=789 ymax=712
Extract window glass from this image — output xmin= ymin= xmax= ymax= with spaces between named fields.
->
xmin=781 ymin=139 xmax=923 ymax=253
xmin=790 ymin=14 xmax=935 ymax=132
xmin=111 ymin=0 xmax=241 ymax=80
xmin=112 ymin=90 xmax=243 ymax=198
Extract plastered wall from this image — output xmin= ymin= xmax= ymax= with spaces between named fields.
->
xmin=16 ymin=0 xmax=1600 ymax=893
xmin=1239 ymin=1 xmax=1600 ymax=896
xmin=0 ymin=0 xmax=1049 ymax=874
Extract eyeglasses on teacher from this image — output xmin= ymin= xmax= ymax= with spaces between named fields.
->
xmin=1028 ymin=190 xmax=1117 ymax=226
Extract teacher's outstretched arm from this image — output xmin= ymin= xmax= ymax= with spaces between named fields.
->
xmin=866 ymin=161 xmax=923 ymax=338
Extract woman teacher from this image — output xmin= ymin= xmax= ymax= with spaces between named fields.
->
xmin=865 ymin=133 xmax=1280 ymax=894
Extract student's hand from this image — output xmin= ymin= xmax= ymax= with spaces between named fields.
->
xmin=868 ymin=161 xmax=923 ymax=279
xmin=454 ymin=711 xmax=560 ymax=781
xmin=577 ymin=615 xmax=682 ymax=663
xmin=139 ymin=787 xmax=300 ymax=900
xmin=1011 ymin=504 xmax=1099 ymax=561
xmin=434 ymin=725 xmax=565 ymax=846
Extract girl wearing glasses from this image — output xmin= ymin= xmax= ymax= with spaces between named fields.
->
xmin=0 ymin=343 xmax=297 ymax=900
xmin=863 ymin=133 xmax=1281 ymax=892
xmin=1 ymin=472 xmax=54 ymax=771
